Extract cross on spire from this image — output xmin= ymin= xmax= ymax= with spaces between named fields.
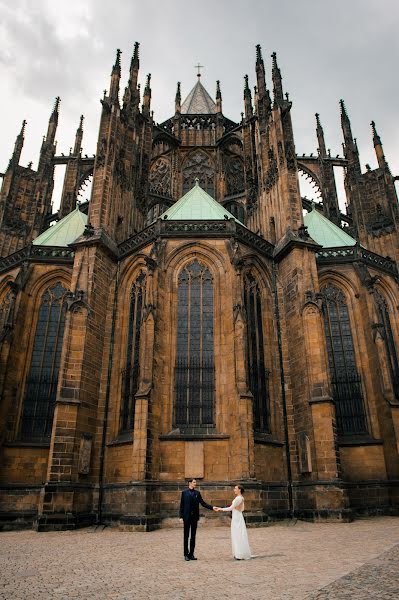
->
xmin=194 ymin=62 xmax=204 ymax=78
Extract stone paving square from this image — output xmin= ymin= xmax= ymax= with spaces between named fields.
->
xmin=1 ymin=517 xmax=399 ymax=600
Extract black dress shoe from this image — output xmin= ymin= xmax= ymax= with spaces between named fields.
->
xmin=189 ymin=555 xmax=197 ymax=560
xmin=184 ymin=555 xmax=190 ymax=561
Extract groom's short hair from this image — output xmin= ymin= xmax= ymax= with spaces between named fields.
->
xmin=188 ymin=478 xmax=196 ymax=483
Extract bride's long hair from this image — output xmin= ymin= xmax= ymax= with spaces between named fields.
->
xmin=237 ymin=485 xmax=245 ymax=495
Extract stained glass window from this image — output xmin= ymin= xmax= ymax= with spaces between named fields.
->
xmin=19 ymin=282 xmax=68 ymax=441
xmin=321 ymin=284 xmax=368 ymax=435
xmin=175 ymin=260 xmax=215 ymax=427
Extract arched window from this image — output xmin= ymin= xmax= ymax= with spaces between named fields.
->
xmin=321 ymin=284 xmax=368 ymax=435
xmin=182 ymin=150 xmax=215 ymax=197
xmin=243 ymin=272 xmax=269 ymax=433
xmin=374 ymin=290 xmax=399 ymax=399
xmin=19 ymin=282 xmax=68 ymax=441
xmin=175 ymin=260 xmax=215 ymax=428
xmin=120 ymin=272 xmax=146 ymax=433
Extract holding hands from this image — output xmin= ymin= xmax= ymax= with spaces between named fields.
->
xmin=213 ymin=506 xmax=222 ymax=512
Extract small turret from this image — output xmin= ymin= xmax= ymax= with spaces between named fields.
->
xmin=142 ymin=73 xmax=152 ymax=117
xmin=315 ymin=113 xmax=327 ymax=157
xmin=271 ymin=52 xmax=284 ymax=107
xmin=109 ymin=49 xmax=121 ymax=104
xmin=340 ymin=99 xmax=361 ymax=176
xmin=8 ymin=120 xmax=26 ymax=169
xmin=371 ymin=120 xmax=387 ymax=169
xmin=244 ymin=74 xmax=253 ymax=119
xmin=73 ymin=115 xmax=84 ymax=156
xmin=216 ymin=80 xmax=222 ymax=114
xmin=175 ymin=81 xmax=181 ymax=114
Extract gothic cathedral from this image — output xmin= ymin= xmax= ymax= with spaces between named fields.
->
xmin=0 ymin=43 xmax=398 ymax=530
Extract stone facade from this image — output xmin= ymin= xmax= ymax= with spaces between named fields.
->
xmin=0 ymin=43 xmax=398 ymax=531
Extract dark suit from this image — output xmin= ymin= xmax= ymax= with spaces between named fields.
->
xmin=179 ymin=488 xmax=213 ymax=557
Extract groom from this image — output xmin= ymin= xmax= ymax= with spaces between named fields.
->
xmin=179 ymin=478 xmax=216 ymax=561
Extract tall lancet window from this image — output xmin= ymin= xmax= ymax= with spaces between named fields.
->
xmin=321 ymin=284 xmax=368 ymax=435
xmin=120 ymin=272 xmax=146 ymax=433
xmin=175 ymin=260 xmax=215 ymax=428
xmin=20 ymin=282 xmax=68 ymax=441
xmin=375 ymin=290 xmax=399 ymax=399
xmin=243 ymin=272 xmax=269 ymax=433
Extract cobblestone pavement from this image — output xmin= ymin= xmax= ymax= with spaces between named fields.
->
xmin=0 ymin=516 xmax=399 ymax=600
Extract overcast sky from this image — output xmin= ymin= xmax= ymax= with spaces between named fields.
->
xmin=1 ymin=0 xmax=399 ymax=210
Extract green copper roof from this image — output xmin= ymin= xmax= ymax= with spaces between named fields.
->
xmin=303 ymin=206 xmax=356 ymax=247
xmin=32 ymin=207 xmax=88 ymax=247
xmin=160 ymin=180 xmax=244 ymax=224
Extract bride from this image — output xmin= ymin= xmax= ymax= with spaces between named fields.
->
xmin=215 ymin=485 xmax=251 ymax=560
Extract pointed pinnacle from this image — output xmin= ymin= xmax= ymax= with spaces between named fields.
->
xmin=145 ymin=73 xmax=151 ymax=91
xmin=79 ymin=115 xmax=84 ymax=129
xmin=216 ymin=80 xmax=221 ymax=99
xmin=113 ymin=49 xmax=122 ymax=72
xmin=176 ymin=81 xmax=181 ymax=100
xmin=339 ymin=99 xmax=348 ymax=117
xmin=271 ymin=52 xmax=278 ymax=69
xmin=244 ymin=74 xmax=249 ymax=90
xmin=256 ymin=44 xmax=263 ymax=64
xmin=315 ymin=112 xmax=321 ymax=127
xmin=54 ymin=96 xmax=61 ymax=112
xmin=20 ymin=119 xmax=27 ymax=135
xmin=133 ymin=41 xmax=140 ymax=60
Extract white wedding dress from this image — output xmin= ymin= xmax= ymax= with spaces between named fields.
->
xmin=222 ymin=495 xmax=251 ymax=560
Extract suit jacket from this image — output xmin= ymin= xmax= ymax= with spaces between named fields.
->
xmin=179 ymin=488 xmax=213 ymax=522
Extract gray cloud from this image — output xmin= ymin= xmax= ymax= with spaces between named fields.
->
xmin=1 ymin=0 xmax=399 ymax=207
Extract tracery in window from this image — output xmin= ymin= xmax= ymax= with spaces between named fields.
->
xmin=19 ymin=282 xmax=68 ymax=441
xmin=182 ymin=150 xmax=215 ymax=196
xmin=321 ymin=284 xmax=368 ymax=435
xmin=148 ymin=158 xmax=171 ymax=197
xmin=175 ymin=260 xmax=214 ymax=428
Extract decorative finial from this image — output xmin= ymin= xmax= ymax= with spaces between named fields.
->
xmin=339 ymin=99 xmax=347 ymax=117
xmin=79 ymin=115 xmax=84 ymax=129
xmin=145 ymin=73 xmax=151 ymax=89
xmin=244 ymin=74 xmax=249 ymax=89
xmin=256 ymin=44 xmax=262 ymax=62
xmin=194 ymin=63 xmax=203 ymax=78
xmin=195 ymin=177 xmax=200 ymax=186
xmin=54 ymin=96 xmax=61 ymax=112
xmin=271 ymin=52 xmax=278 ymax=68
xmin=133 ymin=41 xmax=140 ymax=60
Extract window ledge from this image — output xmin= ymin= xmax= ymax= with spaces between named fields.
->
xmin=338 ymin=436 xmax=383 ymax=447
xmin=4 ymin=441 xmax=51 ymax=448
xmin=107 ymin=433 xmax=133 ymax=447
xmin=160 ymin=432 xmax=229 ymax=441
xmin=254 ymin=434 xmax=284 ymax=446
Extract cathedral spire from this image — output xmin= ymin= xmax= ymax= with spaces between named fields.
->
xmin=109 ymin=49 xmax=121 ymax=104
xmin=45 ymin=97 xmax=60 ymax=145
xmin=175 ymin=81 xmax=181 ymax=114
xmin=9 ymin=119 xmax=26 ymax=168
xmin=371 ymin=120 xmax=387 ymax=169
xmin=129 ymin=42 xmax=140 ymax=90
xmin=255 ymin=44 xmax=271 ymax=124
xmin=340 ymin=99 xmax=361 ymax=175
xmin=315 ymin=113 xmax=327 ymax=157
xmin=271 ymin=52 xmax=284 ymax=106
xmin=216 ymin=80 xmax=222 ymax=113
xmin=73 ymin=115 xmax=84 ymax=156
xmin=142 ymin=73 xmax=152 ymax=116
xmin=243 ymin=74 xmax=253 ymax=119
